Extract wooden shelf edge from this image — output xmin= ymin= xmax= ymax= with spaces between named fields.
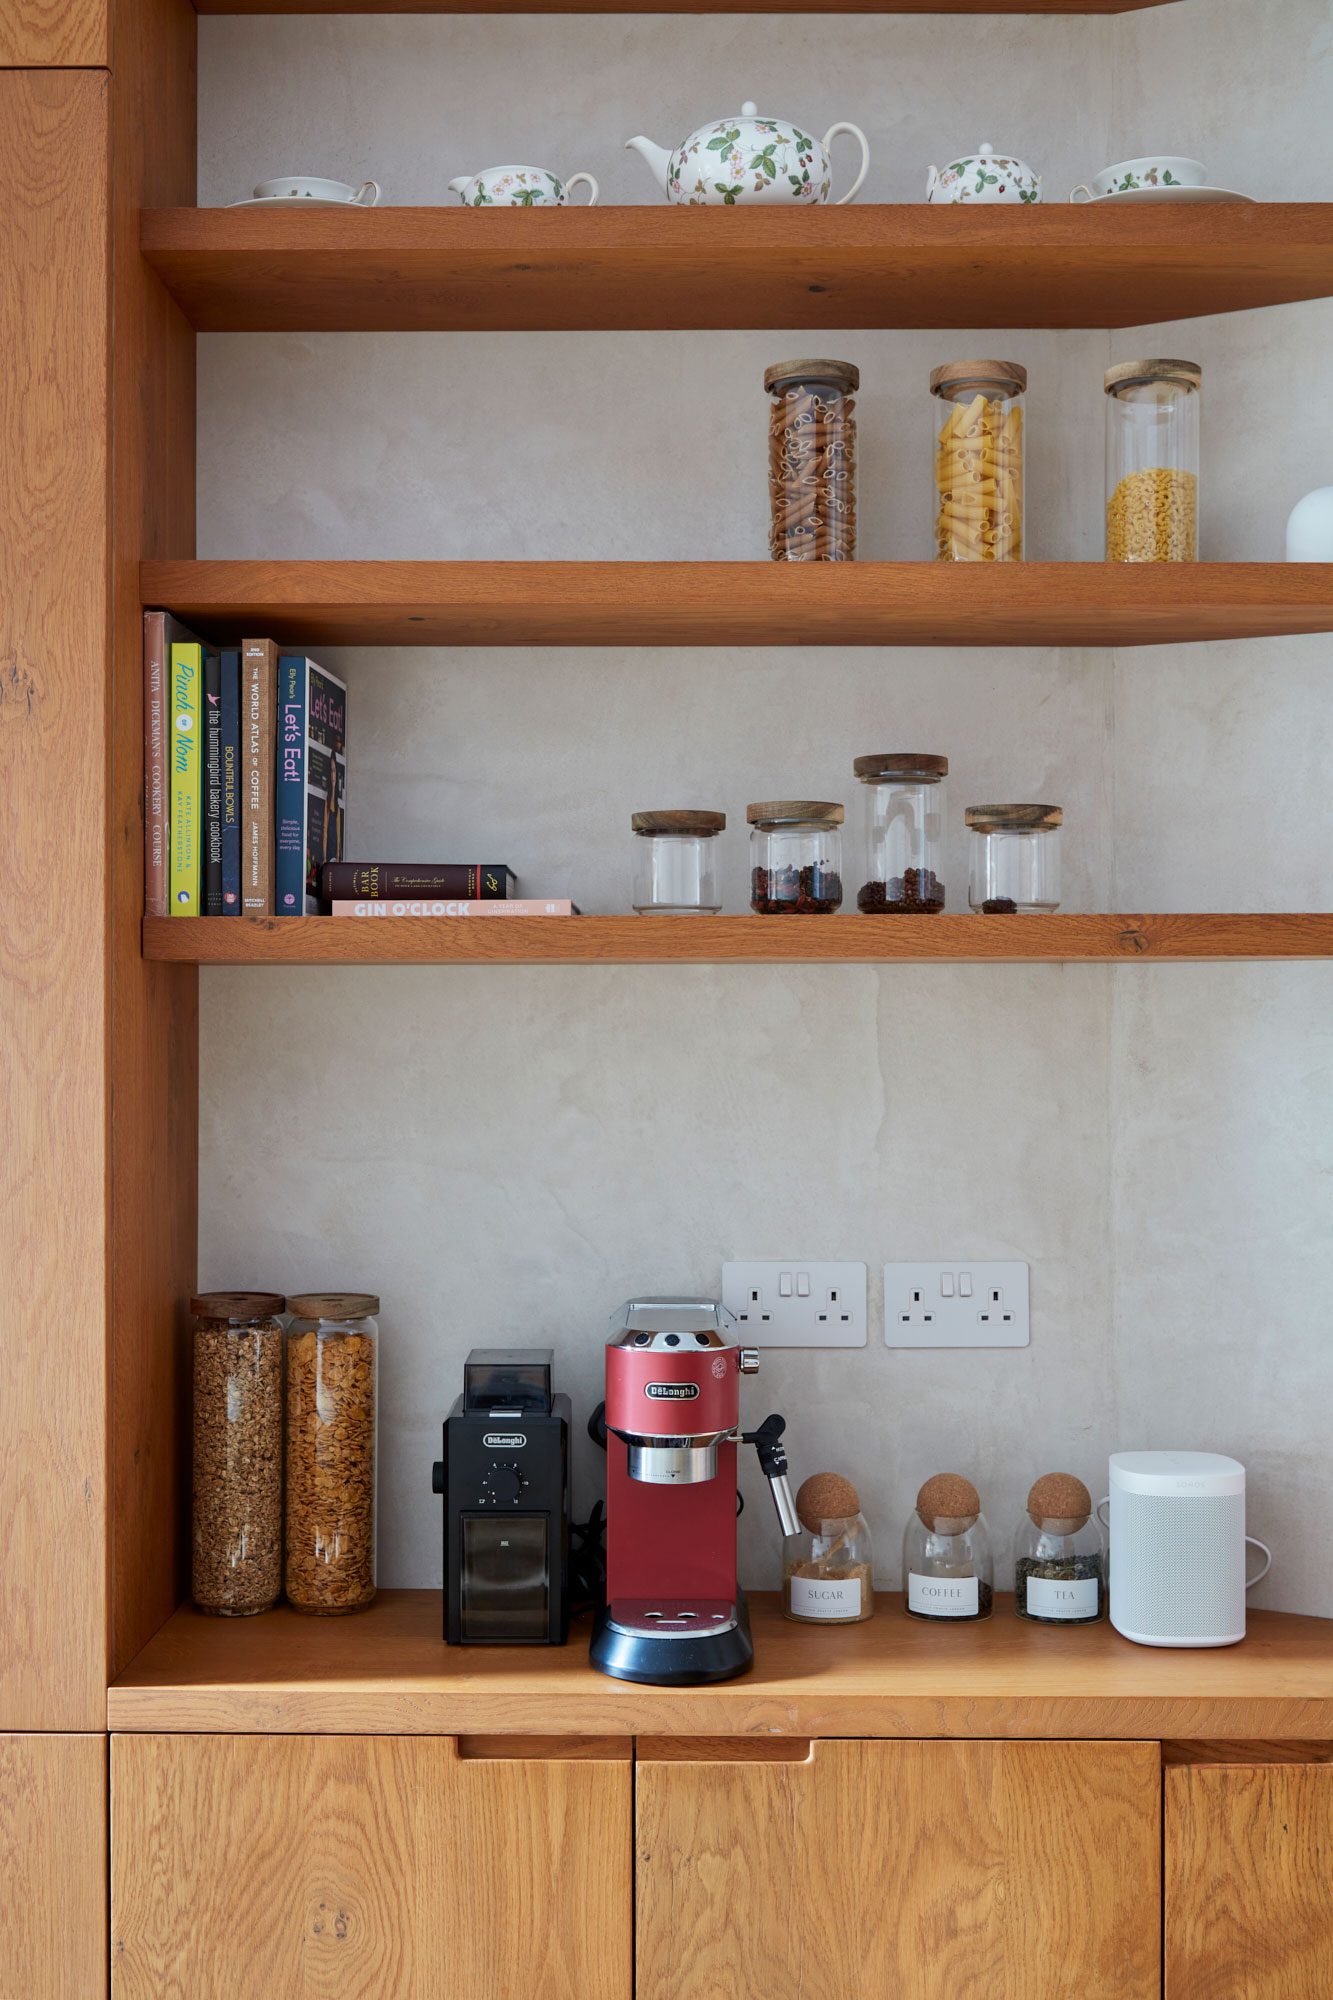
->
xmin=194 ymin=1 xmax=1175 ymax=14
xmin=143 ymin=914 xmax=1333 ymax=966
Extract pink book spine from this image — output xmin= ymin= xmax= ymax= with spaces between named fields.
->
xmin=143 ymin=610 xmax=168 ymax=918
xmin=330 ymin=899 xmax=578 ymax=917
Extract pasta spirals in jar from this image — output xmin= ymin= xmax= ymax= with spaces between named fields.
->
xmin=931 ymin=359 xmax=1026 ymax=562
xmin=766 ymin=359 xmax=858 ymax=562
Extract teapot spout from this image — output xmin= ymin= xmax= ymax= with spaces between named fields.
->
xmin=447 ymin=175 xmax=470 ymax=198
xmin=624 ymin=136 xmax=672 ymax=196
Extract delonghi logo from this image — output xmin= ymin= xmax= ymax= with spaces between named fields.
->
xmin=645 ymin=1382 xmax=699 ymax=1401
xmin=483 ymin=1432 xmax=526 ymax=1448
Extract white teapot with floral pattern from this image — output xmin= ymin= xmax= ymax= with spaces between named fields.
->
xmin=626 ymin=101 xmax=869 ymax=206
xmin=448 ymin=164 xmax=599 ymax=207
xmin=927 ymin=142 xmax=1042 ymax=204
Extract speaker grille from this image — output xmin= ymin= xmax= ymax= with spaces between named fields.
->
xmin=1111 ymin=1490 xmax=1245 ymax=1641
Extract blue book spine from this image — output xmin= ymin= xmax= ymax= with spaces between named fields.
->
xmin=274 ymin=655 xmax=308 ymax=916
xmin=219 ymin=649 xmax=242 ymax=913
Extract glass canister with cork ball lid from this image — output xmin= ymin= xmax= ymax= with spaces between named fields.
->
xmin=1014 ymin=1472 xmax=1106 ymax=1626
xmin=855 ymin=753 xmax=948 ymax=913
xmin=749 ymin=802 xmax=844 ymax=913
xmin=766 ymin=358 xmax=858 ymax=562
xmin=904 ymin=1473 xmax=994 ymax=1621
xmin=966 ymin=803 xmax=1062 ymax=913
xmin=631 ymin=810 xmax=724 ymax=914
xmin=1105 ymin=358 xmax=1200 ymax=561
xmin=285 ymin=1293 xmax=379 ymax=1615
xmin=783 ymin=1473 xmax=875 ymax=1624
xmin=931 ymin=359 xmax=1025 ymax=562
xmin=191 ymin=1292 xmax=285 ymax=1617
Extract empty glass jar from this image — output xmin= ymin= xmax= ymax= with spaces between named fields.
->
xmin=191 ymin=1292 xmax=285 ymax=1617
xmin=285 ymin=1293 xmax=379 ymax=1615
xmin=1014 ymin=1472 xmax=1106 ymax=1626
xmin=932 ymin=359 xmax=1025 ymax=561
xmin=766 ymin=358 xmax=858 ymax=562
xmin=749 ymin=801 xmax=844 ymax=913
xmin=854 ymin=753 xmax=948 ymax=913
xmin=967 ymin=804 xmax=1062 ymax=913
xmin=1105 ymin=358 xmax=1200 ymax=561
xmin=904 ymin=1474 xmax=993 ymax=1620
xmin=631 ymin=810 xmax=724 ymax=913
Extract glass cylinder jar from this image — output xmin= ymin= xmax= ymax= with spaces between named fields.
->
xmin=1014 ymin=1473 xmax=1105 ymax=1626
xmin=748 ymin=801 xmax=844 ymax=913
xmin=1105 ymin=358 xmax=1200 ymax=561
xmin=191 ymin=1292 xmax=285 ymax=1617
xmin=783 ymin=1473 xmax=874 ymax=1624
xmin=766 ymin=358 xmax=858 ymax=562
xmin=966 ymin=803 xmax=1062 ymax=913
xmin=931 ymin=359 xmax=1026 ymax=562
xmin=854 ymin=753 xmax=948 ymax=913
xmin=631 ymin=809 xmax=724 ymax=914
xmin=285 ymin=1293 xmax=379 ymax=1615
xmin=903 ymin=1474 xmax=993 ymax=1621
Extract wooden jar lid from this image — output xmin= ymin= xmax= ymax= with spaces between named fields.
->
xmin=1027 ymin=1472 xmax=1092 ymax=1533
xmin=966 ymin=803 xmax=1062 ymax=832
xmin=191 ymin=1291 xmax=286 ymax=1320
xmin=917 ymin=1472 xmax=981 ymax=1533
xmin=854 ymin=752 xmax=948 ymax=781
xmin=930 ymin=359 xmax=1026 ymax=397
xmin=631 ymin=809 xmax=726 ymax=835
xmin=764 ymin=358 xmax=860 ymax=394
xmin=1104 ymin=357 xmax=1201 ymax=394
xmin=796 ymin=1472 xmax=861 ymax=1533
xmin=747 ymin=800 xmax=844 ymax=826
xmin=287 ymin=1293 xmax=380 ymax=1320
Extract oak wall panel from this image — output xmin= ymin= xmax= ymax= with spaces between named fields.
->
xmin=0 ymin=1734 xmax=107 ymax=1999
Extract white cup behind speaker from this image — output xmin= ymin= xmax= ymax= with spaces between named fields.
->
xmin=1106 ymin=1451 xmax=1271 ymax=1648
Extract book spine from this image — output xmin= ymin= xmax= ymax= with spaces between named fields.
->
xmin=331 ymin=899 xmax=577 ymax=917
xmin=143 ymin=611 xmax=168 ymax=918
xmin=219 ymin=650 xmax=241 ymax=913
xmin=202 ymin=648 xmax=223 ymax=915
xmin=241 ymin=639 xmax=276 ymax=916
xmin=169 ymin=643 xmax=202 ymax=916
xmin=305 ymin=660 xmax=347 ymax=914
xmin=320 ymin=863 xmax=515 ymax=901
xmin=274 ymin=656 xmax=307 ymax=915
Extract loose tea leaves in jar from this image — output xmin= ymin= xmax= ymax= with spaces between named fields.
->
xmin=766 ymin=359 xmax=859 ymax=562
xmin=1014 ymin=1471 xmax=1105 ymax=1625
xmin=192 ymin=1292 xmax=285 ymax=1617
xmin=285 ymin=1293 xmax=380 ymax=1615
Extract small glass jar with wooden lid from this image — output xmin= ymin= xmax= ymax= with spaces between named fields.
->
xmin=783 ymin=1473 xmax=875 ymax=1624
xmin=931 ymin=359 xmax=1026 ymax=561
xmin=966 ymin=803 xmax=1062 ymax=913
xmin=631 ymin=810 xmax=725 ymax=913
xmin=191 ymin=1292 xmax=285 ymax=1617
xmin=285 ymin=1293 xmax=380 ymax=1615
xmin=749 ymin=801 xmax=844 ymax=913
xmin=855 ymin=752 xmax=948 ymax=913
xmin=1105 ymin=358 xmax=1200 ymax=561
xmin=766 ymin=358 xmax=858 ymax=562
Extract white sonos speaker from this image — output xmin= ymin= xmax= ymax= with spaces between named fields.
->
xmin=1108 ymin=1451 xmax=1268 ymax=1648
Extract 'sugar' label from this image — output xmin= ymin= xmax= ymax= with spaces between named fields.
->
xmin=908 ymin=1572 xmax=979 ymax=1617
xmin=789 ymin=1575 xmax=861 ymax=1619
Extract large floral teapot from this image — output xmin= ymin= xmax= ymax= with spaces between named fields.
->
xmin=626 ymin=101 xmax=869 ymax=206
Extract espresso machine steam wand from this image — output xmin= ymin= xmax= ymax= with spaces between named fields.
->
xmin=741 ymin=1412 xmax=800 ymax=1536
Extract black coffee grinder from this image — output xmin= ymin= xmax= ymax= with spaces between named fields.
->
xmin=432 ymin=1348 xmax=572 ymax=1644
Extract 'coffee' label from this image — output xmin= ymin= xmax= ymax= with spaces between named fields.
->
xmin=1026 ymin=1575 xmax=1099 ymax=1619
xmin=789 ymin=1575 xmax=861 ymax=1620
xmin=908 ymin=1572 xmax=979 ymax=1617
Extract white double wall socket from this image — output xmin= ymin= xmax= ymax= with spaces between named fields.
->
xmin=885 ymin=1261 xmax=1030 ymax=1348
xmin=721 ymin=1261 xmax=868 ymax=1347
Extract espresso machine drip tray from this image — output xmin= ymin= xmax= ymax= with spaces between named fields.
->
xmin=607 ymin=1598 xmax=739 ymax=1640
xmin=595 ymin=1591 xmax=754 ymax=1685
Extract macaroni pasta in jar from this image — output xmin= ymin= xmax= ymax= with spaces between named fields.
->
xmin=931 ymin=359 xmax=1025 ymax=562
xmin=1105 ymin=358 xmax=1200 ymax=561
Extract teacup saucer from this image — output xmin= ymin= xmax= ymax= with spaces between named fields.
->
xmin=227 ymin=195 xmax=370 ymax=209
xmin=1088 ymin=185 xmax=1254 ymax=205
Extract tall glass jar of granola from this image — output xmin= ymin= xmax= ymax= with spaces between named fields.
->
xmin=191 ymin=1292 xmax=286 ymax=1617
xmin=285 ymin=1293 xmax=379 ymax=1614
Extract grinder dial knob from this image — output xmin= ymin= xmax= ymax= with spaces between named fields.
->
xmin=482 ymin=1462 xmax=525 ymax=1505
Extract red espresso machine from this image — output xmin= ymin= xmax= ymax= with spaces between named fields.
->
xmin=590 ymin=1297 xmax=798 ymax=1685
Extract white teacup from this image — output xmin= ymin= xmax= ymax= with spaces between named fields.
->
xmin=1070 ymin=156 xmax=1205 ymax=202
xmin=252 ymin=175 xmax=380 ymax=205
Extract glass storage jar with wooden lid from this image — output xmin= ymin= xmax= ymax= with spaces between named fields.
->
xmin=285 ymin=1293 xmax=380 ymax=1615
xmin=1105 ymin=358 xmax=1200 ymax=561
xmin=749 ymin=801 xmax=844 ymax=913
xmin=966 ymin=803 xmax=1062 ymax=913
xmin=931 ymin=359 xmax=1025 ymax=561
xmin=766 ymin=358 xmax=858 ymax=562
xmin=191 ymin=1292 xmax=285 ymax=1617
xmin=854 ymin=752 xmax=948 ymax=912
xmin=632 ymin=809 xmax=725 ymax=913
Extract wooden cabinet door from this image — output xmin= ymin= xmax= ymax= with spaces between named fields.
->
xmin=636 ymin=1737 xmax=1160 ymax=2000
xmin=1167 ymin=1762 xmax=1333 ymax=1998
xmin=111 ymin=1733 xmax=633 ymax=2000
xmin=0 ymin=1735 xmax=107 ymax=1999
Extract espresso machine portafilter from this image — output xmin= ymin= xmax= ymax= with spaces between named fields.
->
xmin=590 ymin=1297 xmax=798 ymax=1685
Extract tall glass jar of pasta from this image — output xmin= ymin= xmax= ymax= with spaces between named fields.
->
xmin=1105 ymin=358 xmax=1200 ymax=561
xmin=931 ymin=359 xmax=1026 ymax=561
xmin=766 ymin=358 xmax=858 ymax=561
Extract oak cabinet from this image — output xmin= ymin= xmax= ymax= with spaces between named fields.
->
xmin=0 ymin=1735 xmax=107 ymax=2000
xmin=1166 ymin=1761 xmax=1333 ymax=1998
xmin=111 ymin=1732 xmax=633 ymax=2000
xmin=636 ymin=1737 xmax=1160 ymax=2000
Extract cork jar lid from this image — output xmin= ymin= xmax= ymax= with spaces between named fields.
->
xmin=1104 ymin=357 xmax=1201 ymax=395
xmin=917 ymin=1472 xmax=981 ymax=1534
xmin=1027 ymin=1472 xmax=1092 ymax=1534
xmin=287 ymin=1292 xmax=380 ymax=1321
xmin=764 ymin=358 xmax=859 ymax=394
xmin=930 ymin=359 xmax=1026 ymax=398
xmin=632 ymin=809 xmax=726 ymax=835
xmin=191 ymin=1291 xmax=286 ymax=1320
xmin=796 ymin=1472 xmax=861 ymax=1533
xmin=854 ymin=752 xmax=948 ymax=782
xmin=747 ymin=800 xmax=844 ymax=826
xmin=966 ymin=803 xmax=1062 ymax=833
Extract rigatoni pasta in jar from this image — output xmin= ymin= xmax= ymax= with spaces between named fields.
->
xmin=931 ymin=359 xmax=1026 ymax=562
xmin=1105 ymin=358 xmax=1200 ymax=561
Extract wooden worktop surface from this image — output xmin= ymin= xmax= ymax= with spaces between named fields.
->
xmin=109 ymin=1591 xmax=1333 ymax=1739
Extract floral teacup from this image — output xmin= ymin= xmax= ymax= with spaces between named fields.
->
xmin=1070 ymin=156 xmax=1206 ymax=201
xmin=447 ymin=165 xmax=599 ymax=207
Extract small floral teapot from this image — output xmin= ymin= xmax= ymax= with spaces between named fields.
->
xmin=447 ymin=164 xmax=599 ymax=207
xmin=626 ymin=101 xmax=869 ymax=207
xmin=927 ymin=142 xmax=1041 ymax=204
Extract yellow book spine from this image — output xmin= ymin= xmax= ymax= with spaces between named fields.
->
xmin=170 ymin=642 xmax=202 ymax=915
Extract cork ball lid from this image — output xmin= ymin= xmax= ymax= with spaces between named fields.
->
xmin=1027 ymin=1472 xmax=1092 ymax=1534
xmin=917 ymin=1472 xmax=981 ymax=1533
xmin=796 ymin=1472 xmax=861 ymax=1533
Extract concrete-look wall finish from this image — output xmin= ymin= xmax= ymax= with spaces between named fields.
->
xmin=197 ymin=0 xmax=1333 ymax=1610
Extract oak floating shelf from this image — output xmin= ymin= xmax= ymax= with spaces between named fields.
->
xmin=143 ymin=914 xmax=1333 ymax=966
xmin=194 ymin=0 xmax=1173 ymax=13
xmin=141 ymin=559 xmax=1333 ymax=649
xmin=139 ymin=204 xmax=1333 ymax=333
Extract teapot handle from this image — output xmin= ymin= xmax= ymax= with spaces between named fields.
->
xmin=564 ymin=172 xmax=600 ymax=207
xmin=352 ymin=180 xmax=380 ymax=207
xmin=823 ymin=122 xmax=870 ymax=206
xmin=1069 ymin=183 xmax=1094 ymax=205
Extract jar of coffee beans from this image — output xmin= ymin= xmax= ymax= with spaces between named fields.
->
xmin=1014 ymin=1472 xmax=1105 ymax=1625
xmin=285 ymin=1293 xmax=379 ymax=1615
xmin=749 ymin=802 xmax=844 ymax=914
xmin=191 ymin=1292 xmax=285 ymax=1617
xmin=766 ymin=358 xmax=858 ymax=562
xmin=854 ymin=753 xmax=948 ymax=913
xmin=903 ymin=1473 xmax=993 ymax=1621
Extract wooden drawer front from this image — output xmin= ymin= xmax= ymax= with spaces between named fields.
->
xmin=636 ymin=1738 xmax=1160 ymax=2000
xmin=111 ymin=1733 xmax=632 ymax=2000
xmin=1167 ymin=1763 xmax=1333 ymax=1998
xmin=0 ymin=1735 xmax=106 ymax=2000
